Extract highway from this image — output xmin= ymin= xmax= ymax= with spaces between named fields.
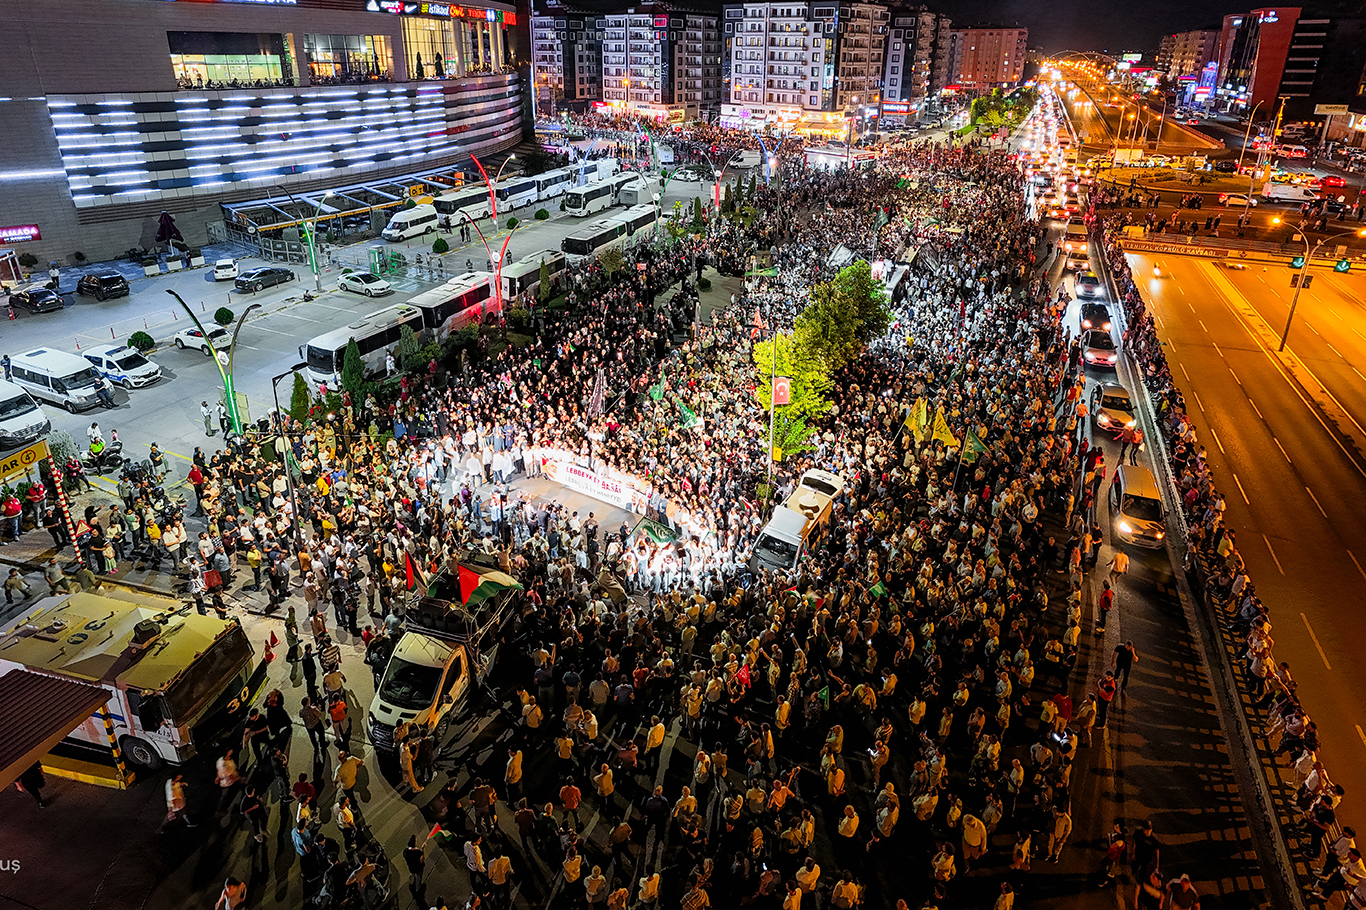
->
xmin=1125 ymin=250 xmax=1366 ymax=840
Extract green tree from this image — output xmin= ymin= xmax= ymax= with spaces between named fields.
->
xmin=599 ymin=246 xmax=624 ymax=277
xmin=213 ymin=306 xmax=234 ymax=327
xmin=772 ymin=413 xmax=818 ymax=461
xmin=722 ymin=182 xmax=734 ymax=214
xmin=340 ymin=338 xmax=365 ymax=395
xmin=828 ymin=259 xmax=891 ymax=345
xmin=397 ymin=324 xmax=422 ymax=372
xmin=751 ymin=330 xmax=832 ymax=419
xmin=537 ymin=258 xmax=553 ymax=303
xmin=691 ymin=196 xmax=705 ymax=230
xmin=289 ymin=372 xmax=311 ymax=423
xmin=794 ymin=292 xmax=861 ymax=372
xmin=746 ymin=174 xmax=757 ymax=200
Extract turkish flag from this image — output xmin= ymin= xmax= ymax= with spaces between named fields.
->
xmin=772 ymin=376 xmax=791 ymax=407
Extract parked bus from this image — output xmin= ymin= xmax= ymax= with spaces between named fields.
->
xmin=433 ymin=186 xmax=493 ymax=226
xmin=565 ymin=180 xmax=616 ymax=217
xmin=607 ymin=204 xmax=658 ymax=242
xmin=534 ymin=168 xmax=575 ymax=201
xmin=500 ymin=250 xmax=567 ymax=302
xmin=302 ymin=303 xmax=424 ymax=387
xmin=495 ymin=177 xmax=539 ymax=210
xmin=562 ymin=219 xmax=628 ymax=264
xmin=0 ymin=590 xmax=262 ymax=769
xmin=406 ymin=271 xmax=496 ymax=340
xmin=608 ymin=172 xmax=642 ymax=203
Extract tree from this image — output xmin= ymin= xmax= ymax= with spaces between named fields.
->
xmin=340 ymin=338 xmax=365 ymax=395
xmin=397 ymin=324 xmax=422 ymax=372
xmin=794 ymin=291 xmax=861 ymax=372
xmin=722 ymin=182 xmax=734 ymax=214
xmin=289 ymin=372 xmax=311 ymax=423
xmin=691 ymin=196 xmax=705 ymax=230
xmin=751 ymin=330 xmax=832 ymax=420
xmin=828 ymin=259 xmax=891 ymax=345
xmin=599 ymin=246 xmax=624 ymax=277
xmin=432 ymin=236 xmax=449 ymax=254
xmin=537 ymin=258 xmax=553 ymax=303
xmin=213 ymin=306 xmax=234 ymax=327
xmin=772 ymin=413 xmax=818 ymax=461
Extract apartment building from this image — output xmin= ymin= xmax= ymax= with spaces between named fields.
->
xmin=882 ymin=5 xmax=952 ymax=107
xmin=1156 ymin=28 xmax=1220 ymax=80
xmin=947 ymin=25 xmax=1027 ymax=89
xmin=721 ymin=1 xmax=888 ymax=133
xmin=600 ymin=5 xmax=721 ymax=120
xmin=532 ymin=8 xmax=603 ymax=112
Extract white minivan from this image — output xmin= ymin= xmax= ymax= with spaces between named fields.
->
xmin=0 ymin=379 xmax=51 ymax=450
xmin=382 ymin=204 xmax=440 ymax=241
xmin=9 ymin=349 xmax=104 ymax=413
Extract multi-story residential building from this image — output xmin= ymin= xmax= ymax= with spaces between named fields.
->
xmin=721 ymin=1 xmax=888 ymax=134
xmin=882 ymin=6 xmax=951 ymax=107
xmin=947 ymin=26 xmax=1028 ymax=90
xmin=601 ymin=5 xmax=721 ymax=121
xmin=532 ymin=7 xmax=603 ymax=113
xmin=1157 ymin=28 xmax=1221 ymax=80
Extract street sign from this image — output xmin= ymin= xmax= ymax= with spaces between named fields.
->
xmin=1315 ymin=104 xmax=1349 ymax=115
xmin=0 ymin=439 xmax=49 ymax=484
xmin=1290 ymin=255 xmax=1306 ymax=268
xmin=1335 ymin=259 xmax=1351 ymax=273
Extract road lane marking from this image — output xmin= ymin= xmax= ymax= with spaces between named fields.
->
xmin=1273 ymin=437 xmax=1292 ymax=462
xmin=1353 ymin=366 xmax=1366 ymax=382
xmin=1210 ymin=427 xmax=1225 ymax=454
xmin=1192 ymin=391 xmax=1205 ymax=412
xmin=1301 ymin=613 xmax=1333 ymax=670
xmin=1249 ymin=397 xmax=1264 ymax=419
xmin=1305 ymin=487 xmax=1327 ymax=518
xmin=1357 ymin=725 xmax=1366 ymax=749
xmin=1154 ymin=313 xmax=1165 ymax=329
xmin=1212 ymin=342 xmax=1224 ymax=358
xmin=1306 ymin=322 xmax=1320 ymax=336
xmin=1232 ymin=473 xmax=1250 ymax=504
xmin=1349 ymin=550 xmax=1366 ymax=581
xmin=1327 ymin=342 xmax=1343 ymax=358
xmin=1262 ymin=535 xmax=1285 ymax=575
xmin=1199 ymin=319 xmax=1209 ymax=333
xmin=1229 ymin=368 xmax=1242 ymax=386
xmin=1180 ymin=363 xmax=1191 ymax=382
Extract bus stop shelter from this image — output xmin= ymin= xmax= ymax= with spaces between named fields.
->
xmin=0 ymin=669 xmax=111 ymax=790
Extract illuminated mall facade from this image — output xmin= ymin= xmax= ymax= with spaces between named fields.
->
xmin=0 ymin=0 xmax=529 ymax=263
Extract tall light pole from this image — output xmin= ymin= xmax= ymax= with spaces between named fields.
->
xmin=1270 ymin=219 xmax=1366 ymax=349
xmin=469 ymin=153 xmax=518 ymax=227
xmin=1237 ymin=100 xmax=1265 ymax=200
xmin=271 ymin=362 xmax=308 ymax=549
xmin=457 ymin=210 xmax=518 ymax=316
xmin=165 ymin=290 xmax=260 ymax=434
xmin=275 ymin=188 xmax=336 ymax=292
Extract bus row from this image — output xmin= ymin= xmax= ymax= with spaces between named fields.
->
xmin=382 ymin=161 xmax=624 ymax=241
xmin=302 ymin=250 xmax=569 ymax=387
xmin=561 ymin=204 xmax=659 ymax=264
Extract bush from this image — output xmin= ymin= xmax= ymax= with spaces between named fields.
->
xmin=128 ymin=331 xmax=155 ymax=352
xmin=559 ymin=201 xmax=566 ymax=212
xmin=141 ymin=259 xmax=158 ymax=268
xmin=404 ymin=198 xmax=417 ymax=209
xmin=289 ymin=372 xmax=311 ymax=423
xmin=17 ymin=253 xmax=38 ymax=268
xmin=213 ymin=306 xmax=234 ymax=327
xmin=73 ymin=252 xmax=86 ymax=263
xmin=507 ymin=217 xmax=519 ymax=230
xmin=507 ymin=307 xmax=531 ymax=331
xmin=47 ymin=430 xmax=78 ymax=473
xmin=698 ymin=277 xmax=712 ymax=291
xmin=432 ymin=236 xmax=449 ymax=254
xmin=534 ymin=208 xmax=550 ymax=221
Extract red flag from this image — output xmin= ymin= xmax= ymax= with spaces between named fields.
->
xmin=736 ymin=664 xmax=751 ymax=686
xmin=405 ymin=552 xmax=416 ymax=591
xmin=772 ymin=376 xmax=791 ymax=407
xmin=426 ymin=823 xmax=442 ymax=842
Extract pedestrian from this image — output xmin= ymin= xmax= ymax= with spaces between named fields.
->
xmin=160 ymin=773 xmax=195 ymax=831
xmin=1096 ymin=672 xmax=1118 ymax=727
xmin=239 ymin=784 xmax=268 ymax=843
xmin=334 ymin=749 xmax=364 ymax=809
xmin=1112 ymin=640 xmax=1139 ymax=691
xmin=17 ymin=761 xmax=47 ymax=807
xmin=202 ymin=401 xmax=215 ymax=436
xmin=404 ymin=835 xmax=428 ymax=905
xmin=1097 ymin=580 xmax=1114 ymax=633
xmin=1106 ymin=549 xmax=1130 ymax=587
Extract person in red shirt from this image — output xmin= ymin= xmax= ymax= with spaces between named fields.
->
xmin=1097 ymin=581 xmax=1114 ymax=633
xmin=1095 ymin=672 xmax=1118 ymax=727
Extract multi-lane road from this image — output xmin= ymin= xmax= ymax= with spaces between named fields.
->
xmin=1126 ymin=250 xmax=1366 ymax=838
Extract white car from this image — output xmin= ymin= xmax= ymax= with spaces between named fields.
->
xmin=172 ymin=325 xmax=229 ymax=355
xmin=212 ymin=259 xmax=239 ymax=281
xmin=338 ymin=272 xmax=394 ymax=297
xmin=1218 ymin=193 xmax=1258 ymax=207
xmin=83 ymin=344 xmax=163 ymax=389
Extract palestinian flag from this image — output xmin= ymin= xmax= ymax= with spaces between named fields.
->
xmin=456 ymin=565 xmax=523 ymax=608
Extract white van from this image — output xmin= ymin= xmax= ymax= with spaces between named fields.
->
xmin=1261 ymin=183 xmax=1318 ymax=203
xmin=9 ymin=349 xmax=103 ymax=413
xmin=0 ymin=379 xmax=51 ymax=450
xmin=750 ymin=469 xmax=846 ymax=573
xmin=382 ymin=204 xmax=440 ymax=241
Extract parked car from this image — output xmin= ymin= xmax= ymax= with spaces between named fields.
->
xmin=82 ymin=344 xmax=163 ymax=389
xmin=1213 ymin=160 xmax=1238 ymax=173
xmin=235 ymin=267 xmax=295 ymax=292
xmin=75 ymin=273 xmax=130 ymax=301
xmin=1218 ymin=193 xmax=1258 ymax=207
xmin=9 ymin=288 xmax=64 ymax=314
xmin=213 ymin=259 xmax=240 ymax=281
xmin=1081 ymin=329 xmax=1118 ymax=368
xmin=339 ymin=272 xmax=394 ymax=297
xmin=172 ymin=325 xmax=229 ymax=355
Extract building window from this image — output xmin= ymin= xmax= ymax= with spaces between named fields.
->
xmin=169 ymin=32 xmax=289 ymax=87
xmin=302 ymin=34 xmax=394 ymax=83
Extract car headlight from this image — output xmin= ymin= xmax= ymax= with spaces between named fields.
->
xmin=1085 ymin=352 xmax=1096 ymax=361
xmin=1155 ymin=530 xmax=1164 ymax=539
xmin=1097 ymin=413 xmax=1111 ymax=425
xmin=1082 ymin=319 xmax=1092 ymax=328
xmin=1118 ymin=521 xmax=1133 ymax=534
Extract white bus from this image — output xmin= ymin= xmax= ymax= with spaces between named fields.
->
xmin=406 ymin=271 xmax=496 ymax=340
xmin=562 ymin=219 xmax=628 ymax=264
xmin=433 ymin=186 xmax=493 ymax=224
xmin=495 ymin=177 xmax=539 ymax=210
xmin=534 ymin=168 xmax=575 ymax=201
xmin=302 ymin=303 xmax=425 ymax=387
xmin=565 ymin=180 xmax=616 ymax=217
xmin=608 ymin=204 xmax=658 ymax=242
xmin=608 ymin=172 xmax=643 ymax=203
xmin=500 ymin=250 xmax=568 ymax=302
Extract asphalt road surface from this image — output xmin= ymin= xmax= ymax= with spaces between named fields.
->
xmin=1124 ymin=250 xmax=1366 ymax=847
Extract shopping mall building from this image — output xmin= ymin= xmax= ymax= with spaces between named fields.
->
xmin=0 ymin=0 xmax=529 ymax=265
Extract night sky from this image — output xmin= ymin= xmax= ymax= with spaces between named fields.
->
xmin=936 ymin=0 xmax=1241 ymax=53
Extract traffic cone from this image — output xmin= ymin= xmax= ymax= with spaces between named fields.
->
xmin=268 ymin=630 xmax=279 ymax=648
xmin=263 ymin=637 xmax=275 ymax=662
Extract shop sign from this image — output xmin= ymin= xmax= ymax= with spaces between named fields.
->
xmin=881 ymin=101 xmax=911 ymax=115
xmin=0 ymin=439 xmax=49 ymax=485
xmin=0 ymin=225 xmax=40 ymax=243
xmin=1316 ymin=104 xmax=1349 ymax=115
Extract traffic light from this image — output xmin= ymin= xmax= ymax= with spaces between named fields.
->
xmin=1290 ymin=255 xmax=1306 ymax=268
xmin=1336 ymin=259 xmax=1351 ymax=273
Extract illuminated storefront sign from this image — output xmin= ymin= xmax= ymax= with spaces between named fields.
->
xmin=366 ymin=0 xmax=513 ymax=21
xmin=0 ymin=225 xmax=41 ymax=243
xmin=881 ymin=101 xmax=911 ymax=115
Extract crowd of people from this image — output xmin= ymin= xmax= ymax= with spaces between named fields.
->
xmin=65 ymin=107 xmax=1213 ymax=910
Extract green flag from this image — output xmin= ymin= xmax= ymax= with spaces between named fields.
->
xmin=649 ymin=368 xmax=666 ymax=401
xmin=963 ymin=428 xmax=988 ymax=464
xmin=817 ymin=686 xmax=831 ymax=709
xmin=678 ymin=401 xmax=701 ymax=430
xmin=869 ymin=581 xmax=888 ymax=598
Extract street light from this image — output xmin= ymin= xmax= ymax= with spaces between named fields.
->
xmin=456 ymin=209 xmax=518 ymax=316
xmin=1269 ymin=218 xmax=1366 ymax=349
xmin=275 ymin=188 xmax=336 ymax=292
xmin=165 ymin=291 xmax=261 ymax=434
xmin=468 ymin=153 xmax=518 ymax=226
xmin=1237 ymin=101 xmax=1265 ymax=200
xmin=271 ymin=362 xmax=309 ymax=549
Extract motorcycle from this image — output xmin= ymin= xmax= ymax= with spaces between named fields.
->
xmin=125 ymin=246 xmax=149 ymax=263
xmin=81 ymin=440 xmax=127 ymax=475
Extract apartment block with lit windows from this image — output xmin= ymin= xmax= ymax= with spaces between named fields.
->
xmin=599 ymin=5 xmax=721 ymax=120
xmin=947 ymin=25 xmax=1027 ymax=90
xmin=532 ymin=8 xmax=603 ymax=113
xmin=882 ymin=6 xmax=952 ymax=106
